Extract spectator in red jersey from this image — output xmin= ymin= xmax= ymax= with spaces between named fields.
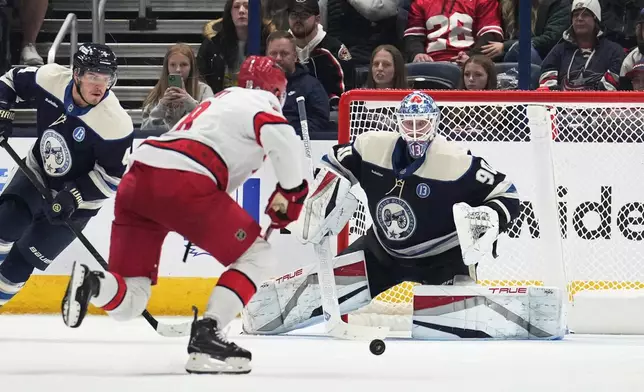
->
xmin=403 ymin=0 xmax=504 ymax=67
xmin=365 ymin=45 xmax=408 ymax=89
xmin=539 ymin=0 xmax=624 ymax=90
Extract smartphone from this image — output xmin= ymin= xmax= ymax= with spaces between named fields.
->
xmin=168 ymin=74 xmax=182 ymax=88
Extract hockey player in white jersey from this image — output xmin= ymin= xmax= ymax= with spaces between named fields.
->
xmin=242 ymin=91 xmax=541 ymax=339
xmin=61 ymin=56 xmax=309 ymax=374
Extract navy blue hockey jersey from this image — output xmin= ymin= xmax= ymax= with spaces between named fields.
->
xmin=322 ymin=132 xmax=520 ymax=259
xmin=0 ymin=64 xmax=133 ymax=217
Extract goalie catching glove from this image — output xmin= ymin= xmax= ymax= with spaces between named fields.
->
xmin=265 ymin=180 xmax=309 ymax=229
xmin=294 ymin=166 xmax=358 ymax=245
xmin=453 ymin=202 xmax=499 ymax=266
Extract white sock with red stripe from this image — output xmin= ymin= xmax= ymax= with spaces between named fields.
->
xmin=90 ymin=272 xmax=126 ymax=310
xmin=205 ymin=268 xmax=257 ymax=327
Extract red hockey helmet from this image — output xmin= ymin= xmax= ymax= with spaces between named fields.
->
xmin=238 ymin=55 xmax=287 ymax=106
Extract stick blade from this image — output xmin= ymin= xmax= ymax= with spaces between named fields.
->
xmin=154 ymin=321 xmax=192 ymax=337
xmin=328 ymin=321 xmax=390 ymax=341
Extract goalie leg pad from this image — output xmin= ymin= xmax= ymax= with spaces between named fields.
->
xmin=241 ymin=250 xmax=372 ymax=334
xmin=411 ymin=285 xmax=565 ymax=340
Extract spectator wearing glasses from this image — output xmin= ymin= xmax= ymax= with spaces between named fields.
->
xmin=288 ymin=0 xmax=354 ymax=108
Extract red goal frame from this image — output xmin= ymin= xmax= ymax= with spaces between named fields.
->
xmin=336 ymin=89 xmax=644 ymax=252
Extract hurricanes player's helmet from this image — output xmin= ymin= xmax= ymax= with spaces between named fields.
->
xmin=396 ymin=91 xmax=441 ymax=159
xmin=73 ymin=43 xmax=118 ymax=89
xmin=238 ymin=55 xmax=287 ymax=106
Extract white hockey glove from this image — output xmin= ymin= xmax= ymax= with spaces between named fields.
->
xmin=294 ymin=166 xmax=358 ymax=245
xmin=453 ymin=202 xmax=499 ymax=266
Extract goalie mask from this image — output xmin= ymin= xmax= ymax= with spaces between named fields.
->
xmin=396 ymin=91 xmax=440 ymax=159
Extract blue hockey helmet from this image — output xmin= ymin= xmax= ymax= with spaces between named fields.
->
xmin=396 ymin=91 xmax=440 ymax=158
xmin=73 ymin=43 xmax=118 ymax=89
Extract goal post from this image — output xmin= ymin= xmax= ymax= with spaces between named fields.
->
xmin=337 ymin=89 xmax=644 ymax=335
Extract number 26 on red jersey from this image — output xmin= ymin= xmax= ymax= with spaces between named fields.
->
xmin=425 ymin=13 xmax=473 ymax=53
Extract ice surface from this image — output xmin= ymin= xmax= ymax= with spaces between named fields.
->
xmin=1 ymin=315 xmax=643 ymax=392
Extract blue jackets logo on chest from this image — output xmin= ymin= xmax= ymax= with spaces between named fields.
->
xmin=40 ymin=130 xmax=72 ymax=177
xmin=375 ymin=196 xmax=416 ymax=241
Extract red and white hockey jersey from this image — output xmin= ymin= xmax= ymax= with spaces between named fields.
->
xmin=130 ymin=87 xmax=305 ymax=193
xmin=404 ymin=0 xmax=503 ymax=62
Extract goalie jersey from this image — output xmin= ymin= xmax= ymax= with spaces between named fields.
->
xmin=0 ymin=64 xmax=134 ymax=217
xmin=323 ymin=131 xmax=520 ymax=259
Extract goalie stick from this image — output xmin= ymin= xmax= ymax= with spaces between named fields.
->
xmin=296 ymin=96 xmax=389 ymax=341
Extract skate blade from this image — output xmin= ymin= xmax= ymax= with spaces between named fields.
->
xmin=185 ymin=353 xmax=251 ymax=375
xmin=63 ymin=262 xmax=85 ymax=328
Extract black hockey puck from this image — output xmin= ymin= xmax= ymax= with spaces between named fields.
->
xmin=369 ymin=339 xmax=386 ymax=355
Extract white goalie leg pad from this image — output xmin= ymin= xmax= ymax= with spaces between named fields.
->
xmin=411 ymin=285 xmax=566 ymax=340
xmin=241 ymin=250 xmax=372 ymax=334
xmin=293 ymin=166 xmax=358 ymax=245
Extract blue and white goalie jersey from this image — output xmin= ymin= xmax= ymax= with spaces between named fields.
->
xmin=323 ymin=131 xmax=520 ymax=259
xmin=0 ymin=64 xmax=134 ymax=216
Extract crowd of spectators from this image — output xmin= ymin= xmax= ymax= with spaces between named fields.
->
xmin=7 ymin=0 xmax=644 ymax=134
xmin=186 ymin=0 xmax=644 ymax=133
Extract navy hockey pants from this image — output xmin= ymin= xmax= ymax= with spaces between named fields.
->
xmin=340 ymin=228 xmax=470 ymax=298
xmin=0 ymin=168 xmax=89 ymax=271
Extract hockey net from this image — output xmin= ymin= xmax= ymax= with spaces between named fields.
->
xmin=338 ymin=89 xmax=644 ymax=331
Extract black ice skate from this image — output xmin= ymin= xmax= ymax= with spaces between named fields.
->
xmin=61 ymin=261 xmax=102 ymax=328
xmin=185 ymin=306 xmax=252 ymax=375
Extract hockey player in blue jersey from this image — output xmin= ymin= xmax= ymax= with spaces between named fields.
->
xmin=241 ymin=91 xmax=521 ymax=336
xmin=0 ymin=43 xmax=133 ymax=308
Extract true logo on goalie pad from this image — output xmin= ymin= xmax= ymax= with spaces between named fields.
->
xmin=375 ymin=196 xmax=416 ymax=241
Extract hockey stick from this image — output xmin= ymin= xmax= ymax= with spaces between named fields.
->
xmin=0 ymin=137 xmax=191 ymax=337
xmin=296 ymin=96 xmax=389 ymax=341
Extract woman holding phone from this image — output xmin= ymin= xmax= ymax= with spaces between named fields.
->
xmin=141 ymin=43 xmax=214 ymax=131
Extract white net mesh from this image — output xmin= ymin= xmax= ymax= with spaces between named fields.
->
xmin=339 ymin=90 xmax=644 ymax=329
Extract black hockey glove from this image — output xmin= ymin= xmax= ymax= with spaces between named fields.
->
xmin=0 ymin=108 xmax=15 ymax=141
xmin=45 ymin=183 xmax=82 ymax=225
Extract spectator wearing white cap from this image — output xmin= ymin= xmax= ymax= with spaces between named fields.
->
xmin=539 ymin=0 xmax=625 ymax=90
